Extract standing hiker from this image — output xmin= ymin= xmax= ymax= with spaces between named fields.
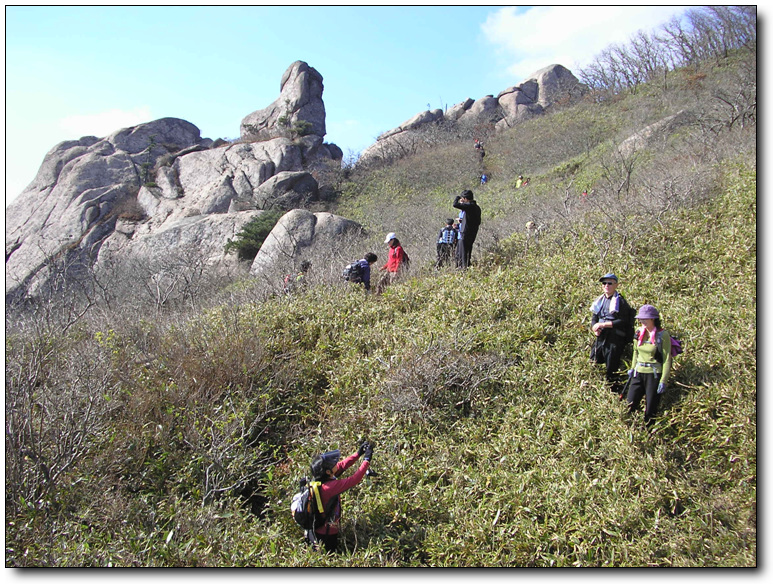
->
xmin=377 ymin=233 xmax=408 ymax=294
xmin=435 ymin=218 xmax=458 ymax=269
xmin=590 ymin=272 xmax=634 ymax=393
xmin=453 ymin=190 xmax=481 ymax=269
xmin=625 ymin=304 xmax=673 ymax=426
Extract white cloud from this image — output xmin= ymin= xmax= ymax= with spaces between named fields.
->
xmin=58 ymin=106 xmax=153 ymax=138
xmin=481 ymin=6 xmax=689 ymax=81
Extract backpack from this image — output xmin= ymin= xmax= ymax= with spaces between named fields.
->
xmin=291 ymin=480 xmax=338 ymax=531
xmin=401 ymin=250 xmax=411 ymax=270
xmin=637 ymin=328 xmax=684 ymax=362
xmin=655 ymin=330 xmax=684 ymax=361
xmin=624 ymin=301 xmax=636 ymax=345
xmin=439 ymin=227 xmax=456 ymax=245
xmin=342 ymin=261 xmax=364 ymax=283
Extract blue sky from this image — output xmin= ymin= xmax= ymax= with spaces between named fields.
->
xmin=5 ymin=5 xmax=692 ymax=205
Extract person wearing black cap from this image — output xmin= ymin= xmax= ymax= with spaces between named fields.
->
xmin=307 ymin=442 xmax=373 ymax=552
xmin=590 ymin=272 xmax=634 ymax=392
xmin=453 ymin=190 xmax=481 ymax=269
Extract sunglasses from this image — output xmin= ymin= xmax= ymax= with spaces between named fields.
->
xmin=601 ymin=281 xmax=616 ymax=285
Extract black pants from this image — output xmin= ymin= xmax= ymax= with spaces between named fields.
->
xmin=456 ymin=235 xmax=476 ymax=268
xmin=592 ymin=333 xmax=625 ymax=384
xmin=306 ymin=529 xmax=338 ymax=553
xmin=627 ymin=371 xmax=661 ymax=424
xmin=436 ymin=243 xmax=455 ymax=268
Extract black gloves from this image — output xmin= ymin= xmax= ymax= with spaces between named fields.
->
xmin=358 ymin=441 xmax=370 ymax=457
xmin=363 ymin=444 xmax=373 ymax=462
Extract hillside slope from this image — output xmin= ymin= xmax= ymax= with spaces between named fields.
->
xmin=5 ymin=50 xmax=756 ymax=567
xmin=5 ymin=162 xmax=755 ymax=567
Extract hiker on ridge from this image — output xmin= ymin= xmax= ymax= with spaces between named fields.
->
xmin=590 ymin=272 xmax=634 ymax=393
xmin=453 ymin=190 xmax=481 ymax=269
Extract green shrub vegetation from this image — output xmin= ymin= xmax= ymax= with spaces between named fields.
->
xmin=5 ymin=48 xmax=755 ymax=566
xmin=224 ymin=209 xmax=285 ymax=261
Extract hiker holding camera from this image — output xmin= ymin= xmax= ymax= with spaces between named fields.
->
xmin=306 ymin=442 xmax=373 ymax=552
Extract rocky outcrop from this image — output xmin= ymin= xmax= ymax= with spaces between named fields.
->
xmin=6 ymin=62 xmax=345 ymax=300
xmin=240 ymin=61 xmax=326 ymax=142
xmin=5 ymin=118 xmax=202 ymax=297
xmin=359 ymin=64 xmax=586 ymax=165
xmin=98 ymin=210 xmax=265 ymax=269
xmin=249 ymin=209 xmax=362 ymax=277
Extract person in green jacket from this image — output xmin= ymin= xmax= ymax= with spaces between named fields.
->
xmin=626 ymin=304 xmax=673 ymax=425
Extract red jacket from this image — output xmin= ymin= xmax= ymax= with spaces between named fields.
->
xmin=315 ymin=452 xmax=369 ymax=535
xmin=382 ymin=244 xmax=405 ymax=273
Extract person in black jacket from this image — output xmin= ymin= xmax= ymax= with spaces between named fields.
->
xmin=453 ymin=190 xmax=481 ymax=269
xmin=590 ymin=272 xmax=634 ymax=393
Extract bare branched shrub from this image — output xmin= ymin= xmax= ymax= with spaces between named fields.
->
xmin=5 ymin=335 xmax=120 ymax=512
xmin=379 ymin=339 xmax=511 ymax=419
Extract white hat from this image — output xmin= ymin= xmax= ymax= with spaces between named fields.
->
xmin=384 ymin=232 xmax=396 ymax=243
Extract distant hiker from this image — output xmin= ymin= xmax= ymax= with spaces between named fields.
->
xmin=474 ymin=138 xmax=483 ymax=150
xmin=590 ymin=273 xmax=634 ymax=393
xmin=436 ymin=218 xmax=458 ymax=269
xmin=305 ymin=443 xmax=373 ymax=553
xmin=480 ymin=173 xmax=488 ymax=185
xmin=625 ymin=304 xmax=673 ymax=425
xmin=284 ymin=260 xmax=311 ymax=295
xmin=581 ymin=189 xmax=588 ymax=201
xmin=343 ymin=253 xmax=378 ymax=292
xmin=522 ymin=177 xmax=530 ymax=187
xmin=377 ymin=233 xmax=408 ymax=294
xmin=453 ymin=190 xmax=481 ymax=269
xmin=525 ymin=221 xmax=539 ymax=250
xmin=515 ymin=175 xmax=523 ymax=189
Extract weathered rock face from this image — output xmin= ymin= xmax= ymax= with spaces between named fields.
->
xmin=5 ymin=118 xmax=202 ymax=296
xmin=359 ymin=64 xmax=586 ymax=165
xmin=6 ymin=62 xmax=345 ymax=301
xmin=249 ymin=209 xmax=362 ymax=277
xmin=240 ymin=61 xmax=326 ymax=142
xmin=98 ymin=210 xmax=265 ymax=269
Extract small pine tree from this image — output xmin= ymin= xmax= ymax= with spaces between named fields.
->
xmin=224 ymin=209 xmax=284 ymax=261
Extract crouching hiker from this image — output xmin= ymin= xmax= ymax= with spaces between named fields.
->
xmin=343 ymin=253 xmax=378 ymax=292
xmin=305 ymin=442 xmax=373 ymax=553
xmin=626 ymin=304 xmax=673 ymax=426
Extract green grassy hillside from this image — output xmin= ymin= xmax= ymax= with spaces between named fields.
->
xmin=5 ymin=53 xmax=756 ymax=567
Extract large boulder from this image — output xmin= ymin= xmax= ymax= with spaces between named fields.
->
xmin=250 ymin=209 xmax=362 ymax=277
xmin=240 ymin=61 xmax=326 ymax=142
xmin=252 ymin=171 xmax=319 ymax=210
xmin=97 ymin=210 xmax=264 ymax=270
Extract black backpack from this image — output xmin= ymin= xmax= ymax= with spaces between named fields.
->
xmin=342 ymin=261 xmax=364 ymax=283
xmin=623 ymin=301 xmax=636 ymax=345
xmin=291 ymin=480 xmax=338 ymax=531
